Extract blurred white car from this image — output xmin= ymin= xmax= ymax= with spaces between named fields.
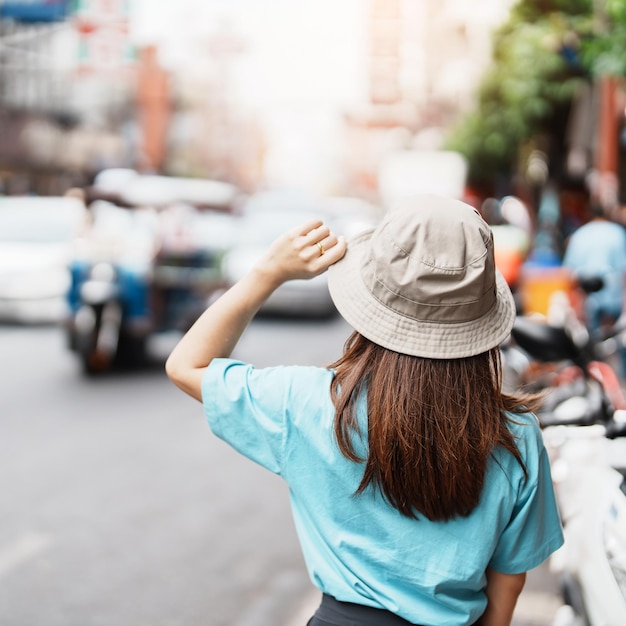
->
xmin=0 ymin=196 xmax=89 ymax=323
xmin=223 ymin=208 xmax=335 ymax=317
xmin=221 ymin=191 xmax=382 ymax=317
xmin=90 ymin=168 xmax=241 ymax=212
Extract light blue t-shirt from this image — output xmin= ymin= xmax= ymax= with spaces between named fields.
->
xmin=562 ymin=220 xmax=626 ymax=323
xmin=202 ymin=359 xmax=563 ymax=626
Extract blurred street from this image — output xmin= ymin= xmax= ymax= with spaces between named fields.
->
xmin=0 ymin=316 xmax=348 ymax=626
xmin=1 ymin=318 xmax=562 ymax=626
xmin=2 ymin=1 xmax=626 ymax=625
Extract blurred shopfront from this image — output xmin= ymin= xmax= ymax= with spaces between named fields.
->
xmin=0 ymin=0 xmax=137 ymax=195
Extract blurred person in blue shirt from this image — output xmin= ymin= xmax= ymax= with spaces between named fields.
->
xmin=562 ymin=202 xmax=626 ymax=375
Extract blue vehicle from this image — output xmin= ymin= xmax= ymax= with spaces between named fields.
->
xmin=65 ymin=180 xmax=240 ymax=375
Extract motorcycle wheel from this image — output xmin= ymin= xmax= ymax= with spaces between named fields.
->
xmin=74 ymin=303 xmax=120 ymax=375
xmin=115 ymin=332 xmax=147 ymax=369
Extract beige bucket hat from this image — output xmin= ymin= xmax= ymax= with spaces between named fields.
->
xmin=327 ymin=195 xmax=516 ymax=359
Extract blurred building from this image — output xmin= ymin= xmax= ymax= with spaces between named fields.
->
xmin=0 ymin=0 xmax=520 ymax=198
xmin=0 ymin=0 xmax=137 ymax=195
xmin=164 ymin=20 xmax=265 ymax=191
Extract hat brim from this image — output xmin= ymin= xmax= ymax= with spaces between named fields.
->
xmin=327 ymin=229 xmax=516 ymax=359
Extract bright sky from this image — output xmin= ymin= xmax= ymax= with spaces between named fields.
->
xmin=127 ymin=0 xmax=516 ymax=190
xmin=130 ymin=0 xmax=367 ymax=190
xmin=130 ymin=0 xmax=367 ymax=108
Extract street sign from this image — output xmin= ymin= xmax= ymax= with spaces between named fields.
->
xmin=73 ymin=0 xmax=129 ymax=24
xmin=76 ymin=20 xmax=134 ymax=72
xmin=73 ymin=0 xmax=134 ymax=73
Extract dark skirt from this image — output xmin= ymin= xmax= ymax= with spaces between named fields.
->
xmin=306 ymin=594 xmax=419 ymax=626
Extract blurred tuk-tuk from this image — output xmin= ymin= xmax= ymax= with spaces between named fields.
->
xmin=66 ymin=171 xmax=241 ymax=375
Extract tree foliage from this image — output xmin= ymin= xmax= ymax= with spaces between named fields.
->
xmin=445 ymin=0 xmax=625 ymax=190
xmin=582 ymin=0 xmax=626 ymax=76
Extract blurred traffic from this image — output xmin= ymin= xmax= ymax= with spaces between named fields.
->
xmin=2 ymin=2 xmax=625 ymax=375
xmin=2 ymin=1 xmax=626 ymax=625
xmin=0 ymin=195 xmax=88 ymax=322
xmin=62 ymin=176 xmax=384 ymax=374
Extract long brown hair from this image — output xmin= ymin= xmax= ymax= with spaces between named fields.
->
xmin=329 ymin=332 xmax=541 ymax=522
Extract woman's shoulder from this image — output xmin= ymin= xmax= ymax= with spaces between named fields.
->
xmin=207 ymin=358 xmax=334 ymax=390
xmin=503 ymin=409 xmax=546 ymax=465
xmin=505 ymin=409 xmax=540 ymax=428
xmin=210 ymin=358 xmax=333 ymax=374
xmin=504 ymin=410 xmax=542 ymax=441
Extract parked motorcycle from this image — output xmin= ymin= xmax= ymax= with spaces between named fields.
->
xmin=507 ymin=292 xmax=626 ymax=626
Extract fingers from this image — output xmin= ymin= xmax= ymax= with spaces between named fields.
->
xmin=314 ymin=233 xmax=338 ymax=258
xmin=299 ymin=222 xmax=330 ymax=248
xmin=292 ymin=219 xmax=324 ymax=237
xmin=319 ymin=235 xmax=347 ymax=266
xmin=259 ymin=219 xmax=346 ymax=284
xmin=277 ymin=219 xmax=347 ymax=275
xmin=298 ymin=222 xmax=343 ymax=263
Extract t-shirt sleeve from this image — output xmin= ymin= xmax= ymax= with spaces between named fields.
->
xmin=489 ymin=438 xmax=564 ymax=574
xmin=201 ymin=358 xmax=291 ymax=475
xmin=613 ymin=229 xmax=626 ymax=271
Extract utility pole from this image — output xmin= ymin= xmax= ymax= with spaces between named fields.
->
xmin=136 ymin=45 xmax=169 ymax=173
xmin=593 ymin=0 xmax=620 ymax=211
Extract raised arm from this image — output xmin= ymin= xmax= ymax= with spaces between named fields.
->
xmin=165 ymin=219 xmax=346 ymax=401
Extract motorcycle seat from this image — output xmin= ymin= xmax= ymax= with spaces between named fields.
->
xmin=511 ymin=316 xmax=580 ymax=363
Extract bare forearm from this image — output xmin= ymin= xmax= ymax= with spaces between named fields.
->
xmin=165 ymin=268 xmax=278 ymax=400
xmin=479 ymin=569 xmax=526 ymax=626
xmin=165 ymin=218 xmax=346 ymax=402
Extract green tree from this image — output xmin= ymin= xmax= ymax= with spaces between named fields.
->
xmin=447 ymin=0 xmax=595 ymax=191
xmin=582 ymin=0 xmax=626 ymax=76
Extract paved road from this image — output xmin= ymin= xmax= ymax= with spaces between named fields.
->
xmin=0 ymin=317 xmax=563 ymax=626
